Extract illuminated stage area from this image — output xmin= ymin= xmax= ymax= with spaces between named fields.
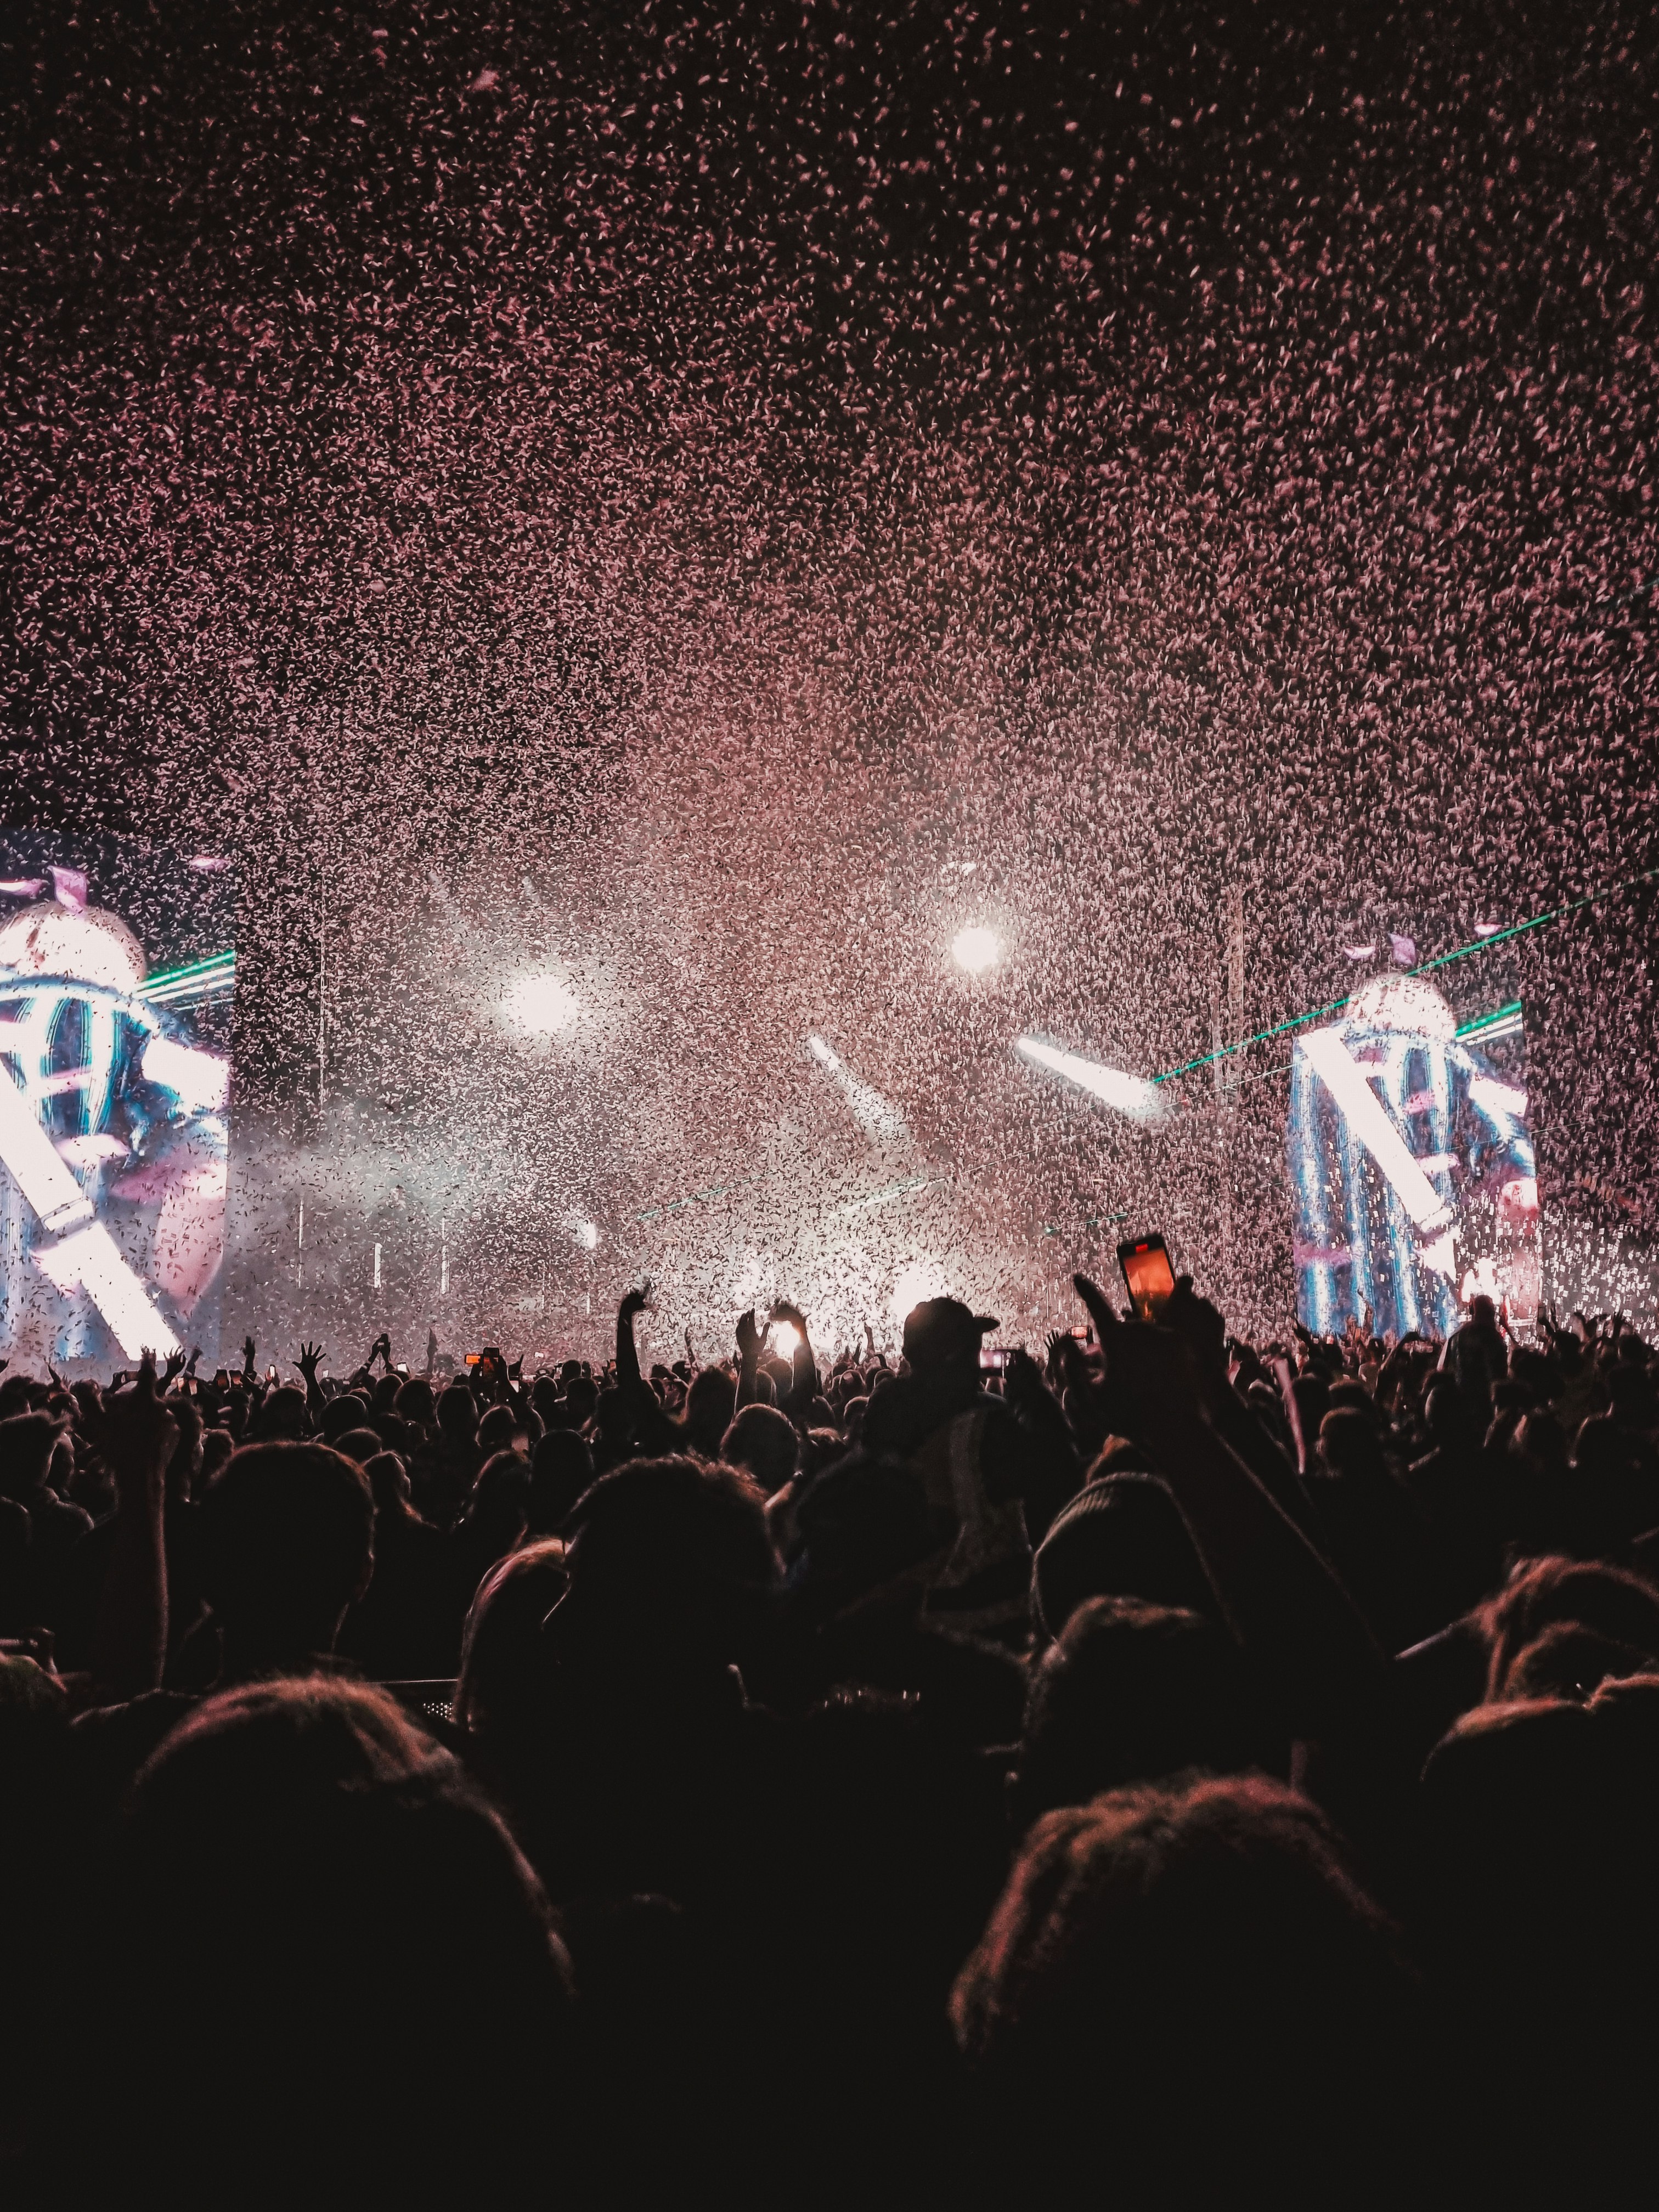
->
xmin=4 ymin=833 xmax=1654 ymax=1370
xmin=211 ymin=867 xmax=1653 ymax=1369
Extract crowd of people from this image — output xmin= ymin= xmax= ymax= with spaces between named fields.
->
xmin=3 ymin=1273 xmax=1658 ymax=2199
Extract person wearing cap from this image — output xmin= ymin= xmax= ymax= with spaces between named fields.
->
xmin=860 ymin=1297 xmax=1073 ymax=1642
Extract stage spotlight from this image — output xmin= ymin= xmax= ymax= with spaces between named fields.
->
xmin=1015 ymin=1036 xmax=1170 ymax=1122
xmin=770 ymin=1318 xmax=802 ymax=1361
xmin=805 ymin=1033 xmax=909 ymax=1145
xmin=505 ymin=973 xmax=578 ymax=1035
xmin=889 ymin=1259 xmax=947 ymax=1328
xmin=951 ymin=926 xmax=1001 ymax=974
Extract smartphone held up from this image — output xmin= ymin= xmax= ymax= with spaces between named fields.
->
xmin=1118 ymin=1234 xmax=1177 ymax=1324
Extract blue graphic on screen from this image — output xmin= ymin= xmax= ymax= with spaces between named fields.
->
xmin=0 ymin=840 xmax=234 ymax=1368
xmin=1288 ymin=973 xmax=1541 ymax=1340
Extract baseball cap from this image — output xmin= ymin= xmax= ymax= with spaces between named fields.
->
xmin=901 ymin=1296 xmax=1000 ymax=1367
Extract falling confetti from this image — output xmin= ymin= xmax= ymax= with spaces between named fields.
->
xmin=3 ymin=1 xmax=1658 ymax=1362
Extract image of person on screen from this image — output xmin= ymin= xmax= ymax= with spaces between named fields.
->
xmin=1286 ymin=972 xmax=1540 ymax=1341
xmin=0 ymin=891 xmax=230 ymax=1367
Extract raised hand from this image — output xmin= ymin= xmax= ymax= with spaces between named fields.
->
xmin=735 ymin=1308 xmax=764 ymax=1363
xmin=1072 ymin=1272 xmax=1203 ymax=1443
xmin=162 ymin=1347 xmax=187 ymax=1389
xmin=1002 ymin=1345 xmax=1049 ymax=1411
xmin=82 ymin=1353 xmax=176 ymax=1699
xmin=619 ymin=1282 xmax=653 ymax=1323
xmin=83 ymin=1352 xmax=179 ymax=1500
xmin=296 ymin=1341 xmax=325 ymax=1384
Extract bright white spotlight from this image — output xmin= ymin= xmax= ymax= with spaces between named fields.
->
xmin=952 ymin=926 xmax=1001 ymax=974
xmin=770 ymin=1319 xmax=802 ymax=1361
xmin=1015 ymin=1036 xmax=1170 ymax=1123
xmin=505 ymin=974 xmax=578 ymax=1035
xmin=574 ymin=1219 xmax=600 ymax=1251
xmin=889 ymin=1259 xmax=947 ymax=1329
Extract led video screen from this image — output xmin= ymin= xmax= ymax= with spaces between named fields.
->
xmin=1288 ymin=974 xmax=1541 ymax=1340
xmin=0 ymin=834 xmax=234 ymax=1369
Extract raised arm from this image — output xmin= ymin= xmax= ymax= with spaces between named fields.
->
xmin=615 ymin=1285 xmax=678 ymax=1452
xmin=84 ymin=1356 xmax=177 ymax=1705
xmin=1074 ymin=1274 xmax=1382 ymax=1736
xmin=770 ymin=1301 xmax=820 ymax=1424
xmin=296 ymin=1341 xmax=328 ymax=1428
xmin=735 ymin=1308 xmax=764 ymax=1409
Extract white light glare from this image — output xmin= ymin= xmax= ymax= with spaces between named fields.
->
xmin=505 ymin=974 xmax=579 ymax=1036
xmin=575 ymin=1219 xmax=600 ymax=1251
xmin=889 ymin=1259 xmax=947 ymax=1329
xmin=952 ymin=926 xmax=1002 ymax=974
xmin=770 ymin=1319 xmax=803 ymax=1361
xmin=1015 ymin=1036 xmax=1171 ymax=1123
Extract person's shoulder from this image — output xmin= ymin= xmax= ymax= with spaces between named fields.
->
xmin=40 ymin=1494 xmax=94 ymax=1536
xmin=978 ymin=1389 xmax=1037 ymax=1450
xmin=71 ymin=1689 xmax=200 ymax=1810
xmin=860 ymin=1374 xmax=924 ymax=1448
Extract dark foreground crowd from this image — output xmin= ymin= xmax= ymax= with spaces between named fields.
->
xmin=3 ymin=1277 xmax=1659 ymax=2203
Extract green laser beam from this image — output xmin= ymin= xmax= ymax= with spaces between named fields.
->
xmin=141 ymin=950 xmax=236 ymax=992
xmin=1455 ymin=1000 xmax=1522 ymax=1038
xmin=1151 ymin=862 xmax=1658 ymax=1086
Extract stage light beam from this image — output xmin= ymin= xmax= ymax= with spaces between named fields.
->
xmin=1015 ymin=1036 xmax=1170 ymax=1123
xmin=805 ymin=1034 xmax=909 ymax=1145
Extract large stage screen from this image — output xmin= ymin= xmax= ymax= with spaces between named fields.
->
xmin=1288 ymin=974 xmax=1541 ymax=1340
xmin=0 ymin=834 xmax=234 ymax=1370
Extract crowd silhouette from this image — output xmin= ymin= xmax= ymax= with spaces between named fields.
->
xmin=3 ymin=1275 xmax=1658 ymax=2200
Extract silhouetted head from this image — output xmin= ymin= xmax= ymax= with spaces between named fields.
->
xmin=684 ymin=1367 xmax=738 ymax=1457
xmin=200 ymin=1442 xmax=374 ymax=1675
xmin=1318 ymin=1407 xmax=1390 ymax=1482
xmin=529 ymin=1427 xmax=594 ymax=1534
xmin=548 ymin=1454 xmax=775 ymax=1691
xmin=951 ymin=1774 xmax=1409 ymax=2186
xmin=462 ymin=1449 xmax=531 ymax=1554
xmin=1480 ymin=1557 xmax=1659 ymax=1701
xmin=457 ymin=1539 xmax=569 ymax=1736
xmin=318 ymin=1393 xmax=371 ymax=1444
xmin=250 ymin=1385 xmax=308 ymax=1443
xmin=108 ymin=1678 xmax=573 ymax=2193
xmin=437 ymin=1383 xmax=478 ymax=1439
xmin=720 ymin=1403 xmax=799 ymax=1496
xmin=393 ymin=1375 xmax=436 ymax=1427
xmin=902 ymin=1296 xmax=997 ymax=1385
xmin=1014 ymin=1596 xmax=1249 ymax=1827
xmin=1031 ymin=1470 xmax=1215 ymax=1637
xmin=0 ymin=1411 xmax=69 ymax=1503
xmin=362 ymin=1449 xmax=411 ymax=1516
